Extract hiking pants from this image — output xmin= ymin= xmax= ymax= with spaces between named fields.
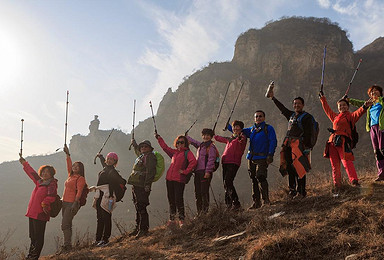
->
xmin=222 ymin=163 xmax=240 ymax=208
xmin=61 ymin=201 xmax=78 ymax=247
xmin=28 ymin=217 xmax=47 ymax=260
xmin=166 ymin=180 xmax=185 ymax=220
xmin=96 ymin=195 xmax=112 ymax=242
xmin=194 ymin=170 xmax=212 ymax=214
xmin=248 ymin=159 xmax=269 ymax=203
xmin=328 ymin=142 xmax=358 ymax=187
xmin=370 ymin=124 xmax=384 ymax=178
xmin=132 ymin=186 xmax=150 ymax=232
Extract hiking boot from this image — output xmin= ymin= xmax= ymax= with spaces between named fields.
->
xmin=232 ymin=203 xmax=242 ymax=212
xmin=128 ymin=228 xmax=139 ymax=237
xmin=96 ymin=240 xmax=109 ymax=247
xmin=92 ymin=240 xmax=102 ymax=247
xmin=135 ymin=230 xmax=149 ymax=238
xmin=167 ymin=220 xmax=176 ymax=227
xmin=247 ymin=201 xmax=261 ymax=210
xmin=288 ymin=190 xmax=297 ymax=199
xmin=375 ymin=176 xmax=384 ymax=182
xmin=352 ymin=180 xmax=361 ymax=187
xmin=179 ymin=220 xmax=184 ymax=228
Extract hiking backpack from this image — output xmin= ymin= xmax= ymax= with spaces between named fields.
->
xmin=292 ymin=112 xmax=319 ymax=148
xmin=114 ymin=170 xmax=127 ymax=202
xmin=348 ymin=118 xmax=359 ymax=149
xmin=152 ymin=151 xmax=165 ymax=182
xmin=76 ymin=177 xmax=89 ymax=207
xmin=183 ymin=150 xmax=194 ymax=184
xmin=50 ymin=194 xmax=63 ymax=218
xmin=205 ymin=143 xmax=220 ymax=172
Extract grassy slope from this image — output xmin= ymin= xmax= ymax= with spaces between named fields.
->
xmin=43 ymin=169 xmax=384 ymax=260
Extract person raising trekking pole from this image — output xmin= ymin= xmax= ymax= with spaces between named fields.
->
xmin=268 ymin=90 xmax=317 ymax=199
xmin=90 ymin=152 xmax=121 ymax=247
xmin=186 ymin=128 xmax=218 ymax=215
xmin=319 ymin=91 xmax=372 ymax=194
xmin=18 ymin=154 xmax=58 ymax=260
xmin=59 ymin=144 xmax=87 ymax=252
xmin=215 ymin=120 xmax=247 ymax=211
xmin=347 ymin=85 xmax=383 ymax=181
xmin=127 ymin=139 xmax=157 ymax=238
xmin=155 ymin=133 xmax=197 ymax=228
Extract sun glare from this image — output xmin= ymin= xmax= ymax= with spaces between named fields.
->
xmin=0 ymin=30 xmax=24 ymax=86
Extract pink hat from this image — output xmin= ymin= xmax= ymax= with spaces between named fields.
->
xmin=106 ymin=152 xmax=118 ymax=161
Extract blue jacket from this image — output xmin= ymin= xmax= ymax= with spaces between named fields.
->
xmin=231 ymin=122 xmax=277 ymax=160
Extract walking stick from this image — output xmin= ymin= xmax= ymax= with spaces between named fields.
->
xmin=210 ymin=184 xmax=219 ymax=208
xmin=55 ymin=90 xmax=69 ymax=152
xmin=185 ymin=119 xmax=197 ymax=136
xmin=223 ymin=81 xmax=245 ymax=131
xmin=149 ymin=101 xmax=158 ymax=134
xmin=128 ymin=99 xmax=136 ymax=150
xmin=93 ymin=128 xmax=114 ymax=164
xmin=213 ymin=81 xmax=232 ymax=132
xmin=320 ymin=45 xmax=326 ymax=92
xmin=20 ymin=119 xmax=24 ymax=157
xmin=345 ymin=59 xmax=363 ymax=96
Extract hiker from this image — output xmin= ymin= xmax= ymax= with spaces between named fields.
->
xmin=155 ymin=134 xmax=197 ymax=227
xmin=215 ymin=120 xmax=247 ymax=210
xmin=238 ymin=112 xmax=277 ymax=209
xmin=60 ymin=144 xmax=87 ymax=252
xmin=319 ymin=91 xmax=371 ymax=192
xmin=18 ymin=154 xmax=58 ymax=260
xmin=128 ymin=139 xmax=157 ymax=237
xmin=186 ymin=128 xmax=218 ymax=215
xmin=91 ymin=152 xmax=122 ymax=246
xmin=347 ymin=85 xmax=383 ymax=181
xmin=268 ymin=91 xmax=316 ymax=199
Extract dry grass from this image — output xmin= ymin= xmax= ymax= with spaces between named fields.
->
xmin=42 ymin=168 xmax=384 ymax=260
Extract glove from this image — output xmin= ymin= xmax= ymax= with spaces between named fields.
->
xmin=266 ymin=155 xmax=273 ymax=165
xmin=318 ymin=90 xmax=324 ymax=98
xmin=154 ymin=133 xmax=160 ymax=139
xmin=144 ymin=185 xmax=151 ymax=192
xmin=19 ymin=153 xmax=26 ymax=164
xmin=71 ymin=201 xmax=80 ymax=215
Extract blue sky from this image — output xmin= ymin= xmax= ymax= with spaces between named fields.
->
xmin=0 ymin=0 xmax=383 ymax=163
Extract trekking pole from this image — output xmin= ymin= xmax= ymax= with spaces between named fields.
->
xmin=20 ymin=119 xmax=24 ymax=157
xmin=93 ymin=128 xmax=114 ymax=164
xmin=320 ymin=45 xmax=326 ymax=92
xmin=210 ymin=184 xmax=219 ymax=208
xmin=55 ymin=90 xmax=69 ymax=152
xmin=345 ymin=59 xmax=362 ymax=96
xmin=185 ymin=119 xmax=197 ymax=136
xmin=213 ymin=81 xmax=232 ymax=132
xmin=149 ymin=101 xmax=158 ymax=134
xmin=223 ymin=81 xmax=245 ymax=131
xmin=128 ymin=99 xmax=136 ymax=150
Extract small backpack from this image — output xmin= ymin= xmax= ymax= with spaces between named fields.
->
xmin=348 ymin=117 xmax=359 ymax=149
xmin=50 ymin=194 xmax=63 ymax=218
xmin=152 ymin=151 xmax=165 ymax=182
xmin=76 ymin=177 xmax=89 ymax=207
xmin=293 ymin=112 xmax=319 ymax=148
xmin=183 ymin=150 xmax=194 ymax=184
xmin=113 ymin=171 xmax=127 ymax=202
xmin=205 ymin=143 xmax=220 ymax=172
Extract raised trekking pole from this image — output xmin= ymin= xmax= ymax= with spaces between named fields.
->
xmin=185 ymin=119 xmax=197 ymax=136
xmin=149 ymin=101 xmax=158 ymax=134
xmin=20 ymin=119 xmax=24 ymax=157
xmin=213 ymin=81 xmax=232 ymax=132
xmin=223 ymin=81 xmax=245 ymax=131
xmin=93 ymin=128 xmax=114 ymax=164
xmin=345 ymin=59 xmax=363 ymax=96
xmin=320 ymin=45 xmax=327 ymax=93
xmin=128 ymin=99 xmax=136 ymax=150
xmin=55 ymin=90 xmax=70 ymax=152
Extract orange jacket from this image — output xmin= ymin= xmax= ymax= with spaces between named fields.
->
xmin=62 ymin=156 xmax=86 ymax=203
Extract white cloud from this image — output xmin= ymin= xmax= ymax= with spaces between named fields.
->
xmin=317 ymin=0 xmax=331 ymax=8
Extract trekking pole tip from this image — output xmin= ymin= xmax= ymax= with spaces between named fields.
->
xmin=359 ymin=58 xmax=363 ymax=62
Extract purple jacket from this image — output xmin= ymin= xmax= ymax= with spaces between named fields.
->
xmin=23 ymin=162 xmax=58 ymax=222
xmin=187 ymin=136 xmax=217 ymax=173
xmin=214 ymin=133 xmax=247 ymax=166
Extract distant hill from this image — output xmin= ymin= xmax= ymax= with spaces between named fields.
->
xmin=0 ymin=16 xmax=383 ymax=256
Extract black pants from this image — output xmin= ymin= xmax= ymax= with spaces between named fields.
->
xmin=166 ymin=180 xmax=186 ymax=220
xmin=28 ymin=217 xmax=47 ymax=260
xmin=222 ymin=163 xmax=240 ymax=208
xmin=248 ymin=159 xmax=269 ymax=203
xmin=96 ymin=195 xmax=112 ymax=242
xmin=288 ymin=168 xmax=306 ymax=196
xmin=194 ymin=170 xmax=212 ymax=214
xmin=132 ymin=186 xmax=150 ymax=232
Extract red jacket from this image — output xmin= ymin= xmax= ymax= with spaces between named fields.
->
xmin=214 ymin=134 xmax=247 ymax=166
xmin=22 ymin=162 xmax=58 ymax=221
xmin=320 ymin=96 xmax=366 ymax=160
xmin=158 ymin=137 xmax=197 ymax=183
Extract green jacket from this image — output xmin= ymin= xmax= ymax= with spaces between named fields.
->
xmin=350 ymin=96 xmax=384 ymax=132
xmin=127 ymin=140 xmax=157 ymax=188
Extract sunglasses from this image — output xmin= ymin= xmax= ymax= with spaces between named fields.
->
xmin=255 ymin=115 xmax=264 ymax=118
xmin=176 ymin=141 xmax=185 ymax=144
